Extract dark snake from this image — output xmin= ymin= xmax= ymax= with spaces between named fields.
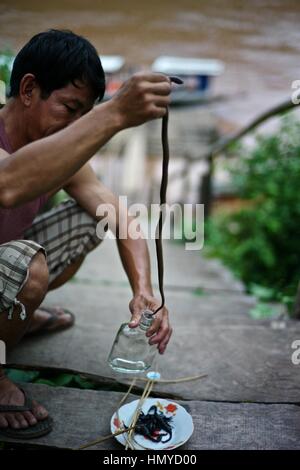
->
xmin=152 ymin=76 xmax=183 ymax=316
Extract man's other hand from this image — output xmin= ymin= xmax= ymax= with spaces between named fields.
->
xmin=110 ymin=72 xmax=172 ymax=129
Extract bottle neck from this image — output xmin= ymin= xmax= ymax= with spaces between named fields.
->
xmin=139 ymin=309 xmax=154 ymax=331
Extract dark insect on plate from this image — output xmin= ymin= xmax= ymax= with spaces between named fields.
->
xmin=128 ymin=405 xmax=174 ymax=443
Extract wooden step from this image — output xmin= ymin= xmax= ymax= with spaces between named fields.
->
xmin=1 ymin=384 xmax=299 ymax=450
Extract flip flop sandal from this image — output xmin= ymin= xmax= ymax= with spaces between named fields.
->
xmin=0 ymin=388 xmax=53 ymax=439
xmin=26 ymin=307 xmax=75 ymax=337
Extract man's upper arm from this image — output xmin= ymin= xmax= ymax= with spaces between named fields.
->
xmin=0 ymin=148 xmax=59 ymax=200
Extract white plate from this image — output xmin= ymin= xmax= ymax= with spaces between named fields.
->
xmin=111 ymin=398 xmax=194 ymax=450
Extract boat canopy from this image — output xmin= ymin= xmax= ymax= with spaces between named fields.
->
xmin=100 ymin=55 xmax=125 ymax=74
xmin=151 ymin=56 xmax=224 ymax=76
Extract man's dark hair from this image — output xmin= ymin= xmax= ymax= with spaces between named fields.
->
xmin=9 ymin=29 xmax=105 ymax=101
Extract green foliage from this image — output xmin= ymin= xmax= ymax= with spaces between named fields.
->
xmin=206 ymin=117 xmax=300 ymax=313
xmin=0 ymin=49 xmax=13 ymax=88
xmin=5 ymin=369 xmax=40 ymax=383
xmin=4 ymin=369 xmax=97 ymax=390
xmin=249 ymin=303 xmax=277 ymax=319
xmin=192 ymin=287 xmax=206 ymax=297
xmin=42 ymin=189 xmax=70 ymax=212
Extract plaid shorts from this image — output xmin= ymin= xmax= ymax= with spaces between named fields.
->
xmin=0 ymin=199 xmax=102 ymax=319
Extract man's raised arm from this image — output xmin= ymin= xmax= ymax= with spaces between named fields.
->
xmin=0 ymin=73 xmax=171 ymax=208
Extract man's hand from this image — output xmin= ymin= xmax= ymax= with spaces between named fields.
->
xmin=128 ymin=293 xmax=172 ymax=355
xmin=110 ymin=72 xmax=172 ymax=129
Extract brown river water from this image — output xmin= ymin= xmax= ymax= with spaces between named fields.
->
xmin=1 ymin=0 xmax=300 ymax=126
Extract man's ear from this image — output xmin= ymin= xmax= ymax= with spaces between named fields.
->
xmin=19 ymin=73 xmax=39 ymax=106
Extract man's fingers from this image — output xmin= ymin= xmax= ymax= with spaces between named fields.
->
xmin=141 ymin=81 xmax=172 ymax=96
xmin=134 ymin=72 xmax=171 ymax=84
xmin=146 ymin=307 xmax=169 ymax=337
xmin=151 ymin=95 xmax=171 ymax=108
xmin=113 ymin=71 xmax=172 ymax=127
xmin=128 ymin=303 xmax=142 ymax=327
xmin=158 ymin=328 xmax=173 ymax=354
xmin=129 ymin=311 xmax=140 ymax=327
xmin=148 ymin=107 xmax=168 ymax=120
xmin=128 ymin=298 xmax=172 ymax=354
xmin=148 ymin=312 xmax=169 ymax=344
xmin=146 ymin=313 xmax=162 ymax=337
xmin=149 ymin=325 xmax=169 ymax=345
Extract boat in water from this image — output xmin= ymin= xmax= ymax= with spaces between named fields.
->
xmin=0 ymin=54 xmax=224 ymax=106
xmin=151 ymin=55 xmax=224 ymax=105
xmin=103 ymin=55 xmax=224 ymax=105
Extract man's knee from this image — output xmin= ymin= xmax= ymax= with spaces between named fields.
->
xmin=19 ymin=251 xmax=49 ymax=308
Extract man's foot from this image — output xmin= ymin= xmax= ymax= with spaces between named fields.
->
xmin=26 ymin=307 xmax=75 ymax=336
xmin=0 ymin=375 xmax=48 ymax=430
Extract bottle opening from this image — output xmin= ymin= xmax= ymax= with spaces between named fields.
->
xmin=140 ymin=309 xmax=155 ymax=330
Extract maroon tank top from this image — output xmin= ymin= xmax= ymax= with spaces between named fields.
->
xmin=0 ymin=117 xmax=48 ymax=244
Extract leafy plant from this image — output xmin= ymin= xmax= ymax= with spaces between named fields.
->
xmin=5 ymin=369 xmax=40 ymax=383
xmin=249 ymin=303 xmax=276 ymax=320
xmin=5 ymin=369 xmax=97 ymax=390
xmin=0 ymin=48 xmax=14 ymax=92
xmin=205 ymin=116 xmax=300 ymax=314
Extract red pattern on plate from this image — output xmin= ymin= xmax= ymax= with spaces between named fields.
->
xmin=165 ymin=403 xmax=177 ymax=413
xmin=113 ymin=417 xmax=121 ymax=429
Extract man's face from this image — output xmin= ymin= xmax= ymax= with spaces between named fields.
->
xmin=25 ymin=80 xmax=96 ymax=141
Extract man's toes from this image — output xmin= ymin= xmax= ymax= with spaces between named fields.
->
xmin=15 ymin=413 xmax=29 ymax=429
xmin=61 ymin=313 xmax=73 ymax=326
xmin=23 ymin=411 xmax=37 ymax=426
xmin=0 ymin=415 xmax=8 ymax=428
xmin=6 ymin=414 xmax=20 ymax=429
xmin=53 ymin=309 xmax=73 ymax=327
xmin=31 ymin=400 xmax=48 ymax=420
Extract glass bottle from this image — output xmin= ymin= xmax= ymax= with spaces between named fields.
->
xmin=108 ymin=309 xmax=157 ymax=374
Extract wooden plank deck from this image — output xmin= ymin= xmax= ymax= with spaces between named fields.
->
xmin=7 ymin=279 xmax=299 ymax=403
xmin=76 ymin=239 xmax=245 ymax=293
xmin=3 ymin=198 xmax=299 ymax=448
xmin=1 ymin=384 xmax=299 ymax=450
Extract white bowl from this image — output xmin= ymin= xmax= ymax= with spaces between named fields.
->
xmin=111 ymin=398 xmax=194 ymax=450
